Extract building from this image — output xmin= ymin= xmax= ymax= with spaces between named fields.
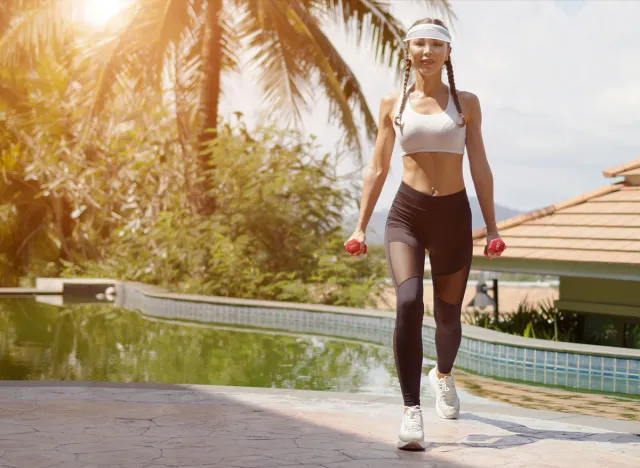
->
xmin=471 ymin=158 xmax=640 ymax=348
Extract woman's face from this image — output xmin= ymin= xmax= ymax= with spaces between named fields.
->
xmin=408 ymin=38 xmax=450 ymax=75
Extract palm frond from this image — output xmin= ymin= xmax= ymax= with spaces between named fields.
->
xmin=75 ymin=0 xmax=240 ymax=151
xmin=0 ymin=82 xmax=28 ymax=113
xmin=0 ymin=0 xmax=77 ymax=67
xmin=74 ymin=0 xmax=195 ymax=150
xmin=287 ymin=2 xmax=379 ymax=161
xmin=317 ymin=0 xmax=456 ymax=79
xmin=239 ymin=1 xmax=314 ymax=125
xmin=219 ymin=7 xmax=241 ymax=74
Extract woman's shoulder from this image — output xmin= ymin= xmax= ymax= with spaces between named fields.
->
xmin=455 ymin=89 xmax=481 ymax=110
xmin=381 ymin=90 xmax=402 ymax=106
xmin=379 ymin=91 xmax=402 ymax=115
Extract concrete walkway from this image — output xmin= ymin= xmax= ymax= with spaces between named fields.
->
xmin=0 ymin=382 xmax=638 ymax=468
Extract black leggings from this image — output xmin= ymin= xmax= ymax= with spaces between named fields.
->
xmin=384 ymin=181 xmax=472 ymax=407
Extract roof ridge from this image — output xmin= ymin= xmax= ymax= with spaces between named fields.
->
xmin=472 ymin=182 xmax=624 ymax=239
xmin=603 ymin=158 xmax=640 ymax=178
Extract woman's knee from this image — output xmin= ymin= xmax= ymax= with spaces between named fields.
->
xmin=395 ymin=278 xmax=424 ymax=327
xmin=397 ymin=293 xmax=422 ymax=313
xmin=433 ymin=296 xmax=462 ymax=329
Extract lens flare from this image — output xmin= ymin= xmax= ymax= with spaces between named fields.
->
xmin=82 ymin=0 xmax=126 ymax=27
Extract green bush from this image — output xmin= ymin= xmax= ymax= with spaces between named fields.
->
xmin=464 ymin=297 xmax=579 ymax=342
xmin=63 ymin=119 xmax=388 ymax=307
xmin=1 ymin=43 xmax=387 ymax=306
xmin=624 ymin=324 xmax=640 ymax=349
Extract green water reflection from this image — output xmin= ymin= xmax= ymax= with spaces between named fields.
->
xmin=0 ymin=299 xmax=401 ymax=393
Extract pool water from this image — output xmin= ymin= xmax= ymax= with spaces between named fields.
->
xmin=0 ymin=298 xmax=411 ymax=394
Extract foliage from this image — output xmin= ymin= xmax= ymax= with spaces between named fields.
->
xmin=624 ymin=324 xmax=640 ymax=349
xmin=0 ymin=1 xmax=458 ymax=225
xmin=60 ymin=118 xmax=388 ymax=307
xmin=465 ymin=298 xmax=640 ymax=349
xmin=0 ymin=0 xmax=456 ymax=163
xmin=1 ymin=1 xmax=441 ymax=306
xmin=463 ymin=297 xmax=580 ymax=342
xmin=0 ymin=45 xmax=181 ymax=285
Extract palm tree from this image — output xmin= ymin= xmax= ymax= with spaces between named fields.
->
xmin=0 ymin=28 xmax=178 ymax=283
xmin=0 ymin=0 xmax=456 ymax=212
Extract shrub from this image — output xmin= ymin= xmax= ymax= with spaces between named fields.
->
xmin=463 ymin=297 xmax=579 ymax=342
xmin=63 ymin=119 xmax=388 ymax=307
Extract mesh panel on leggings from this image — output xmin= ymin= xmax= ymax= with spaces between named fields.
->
xmin=386 ymin=238 xmax=426 ymax=407
xmin=388 ymin=241 xmax=424 ymax=288
xmin=432 ymin=262 xmax=471 ymax=306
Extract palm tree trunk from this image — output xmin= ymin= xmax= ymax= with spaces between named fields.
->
xmin=196 ymin=0 xmax=223 ymax=215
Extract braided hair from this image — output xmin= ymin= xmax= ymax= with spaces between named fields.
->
xmin=393 ymin=52 xmax=413 ymax=129
xmin=394 ymin=18 xmax=466 ymax=129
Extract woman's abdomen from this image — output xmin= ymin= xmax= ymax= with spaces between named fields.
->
xmin=401 ymin=152 xmax=465 ymax=196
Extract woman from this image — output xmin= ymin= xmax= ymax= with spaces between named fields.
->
xmin=345 ymin=18 xmax=505 ymax=450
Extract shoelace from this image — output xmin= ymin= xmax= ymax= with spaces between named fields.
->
xmin=438 ymin=376 xmax=458 ymax=406
xmin=403 ymin=407 xmax=422 ymax=432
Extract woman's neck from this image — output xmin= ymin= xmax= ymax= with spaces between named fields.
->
xmin=412 ymin=73 xmax=446 ymax=97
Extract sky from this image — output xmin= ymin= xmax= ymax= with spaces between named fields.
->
xmin=220 ymin=0 xmax=640 ymax=214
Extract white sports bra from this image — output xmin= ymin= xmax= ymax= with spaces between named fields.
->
xmin=394 ymin=85 xmax=466 ymax=156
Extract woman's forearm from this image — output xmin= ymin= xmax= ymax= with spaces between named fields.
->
xmin=471 ymin=163 xmax=498 ymax=234
xmin=356 ymin=165 xmax=388 ymax=232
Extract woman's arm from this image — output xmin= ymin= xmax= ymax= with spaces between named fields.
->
xmin=354 ymin=93 xmax=397 ymax=233
xmin=463 ymin=92 xmax=499 ymax=236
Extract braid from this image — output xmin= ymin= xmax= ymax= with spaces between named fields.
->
xmin=393 ymin=53 xmax=412 ymax=129
xmin=445 ymin=54 xmax=466 ymax=128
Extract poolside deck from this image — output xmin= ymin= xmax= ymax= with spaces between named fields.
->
xmin=0 ymin=382 xmax=637 ymax=467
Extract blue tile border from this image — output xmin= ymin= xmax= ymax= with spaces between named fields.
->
xmin=115 ymin=282 xmax=640 ymax=396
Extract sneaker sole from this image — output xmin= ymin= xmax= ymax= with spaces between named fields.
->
xmin=397 ymin=439 xmax=425 ymax=451
xmin=435 ymin=404 xmax=459 ymax=420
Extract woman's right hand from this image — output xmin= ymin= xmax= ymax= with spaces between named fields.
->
xmin=344 ymin=229 xmax=367 ymax=256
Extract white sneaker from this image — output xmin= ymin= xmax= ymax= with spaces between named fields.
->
xmin=428 ymin=367 xmax=460 ymax=419
xmin=397 ymin=405 xmax=425 ymax=450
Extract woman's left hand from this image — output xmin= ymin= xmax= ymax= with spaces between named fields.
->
xmin=484 ymin=232 xmax=506 ymax=259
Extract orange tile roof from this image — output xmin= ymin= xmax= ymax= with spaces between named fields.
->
xmin=602 ymin=158 xmax=640 ymax=178
xmin=617 ymin=167 xmax=640 ymax=177
xmin=473 ymin=159 xmax=640 ymax=265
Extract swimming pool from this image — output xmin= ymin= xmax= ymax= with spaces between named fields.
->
xmin=117 ymin=283 xmax=639 ymax=397
xmin=0 ymin=298 xmax=410 ymax=394
xmin=2 ymin=284 xmax=638 ymax=410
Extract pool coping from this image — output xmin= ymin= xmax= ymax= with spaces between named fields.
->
xmin=121 ymin=281 xmax=640 ymax=360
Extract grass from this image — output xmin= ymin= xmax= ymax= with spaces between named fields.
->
xmin=454 ymin=366 xmax=640 ymax=401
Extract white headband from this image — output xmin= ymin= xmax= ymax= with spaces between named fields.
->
xmin=403 ymin=23 xmax=452 ymax=43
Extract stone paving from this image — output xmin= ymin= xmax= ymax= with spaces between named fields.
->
xmin=0 ymin=382 xmax=639 ymax=468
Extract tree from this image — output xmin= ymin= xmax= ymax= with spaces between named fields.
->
xmin=0 ymin=35 xmax=179 ymax=285
xmin=0 ymin=0 xmax=456 ymax=212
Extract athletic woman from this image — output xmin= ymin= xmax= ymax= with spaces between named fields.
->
xmin=344 ymin=18 xmax=506 ymax=450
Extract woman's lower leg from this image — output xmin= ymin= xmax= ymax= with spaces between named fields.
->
xmin=393 ymin=276 xmax=425 ymax=407
xmin=433 ymin=294 xmax=462 ymax=375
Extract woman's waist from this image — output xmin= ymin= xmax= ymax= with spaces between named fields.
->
xmin=400 ymin=174 xmax=465 ymax=198
xmin=390 ymin=181 xmax=470 ymax=216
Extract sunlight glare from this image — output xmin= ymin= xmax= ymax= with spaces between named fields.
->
xmin=82 ymin=0 xmax=127 ymax=27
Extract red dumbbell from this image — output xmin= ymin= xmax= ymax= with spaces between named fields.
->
xmin=345 ymin=238 xmax=368 ymax=255
xmin=484 ymin=237 xmax=506 ymax=257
